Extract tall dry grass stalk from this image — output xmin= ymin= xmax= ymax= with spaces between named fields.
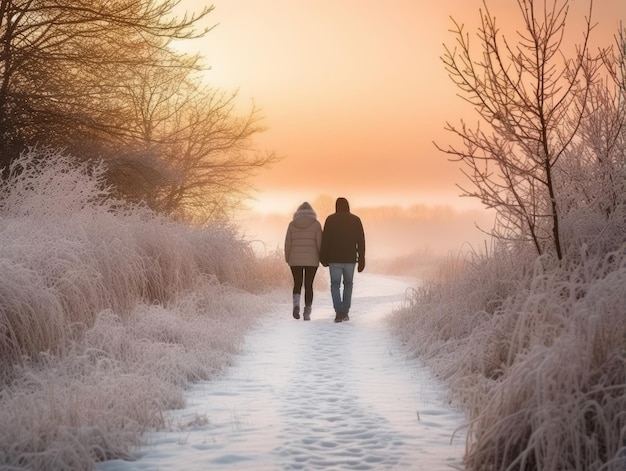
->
xmin=0 ymin=149 xmax=277 ymax=469
xmin=390 ymin=243 xmax=626 ymax=470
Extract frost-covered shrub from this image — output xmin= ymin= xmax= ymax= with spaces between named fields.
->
xmin=555 ymin=113 xmax=626 ymax=260
xmin=0 ymin=147 xmax=277 ymax=469
xmin=557 ymin=171 xmax=626 ymax=261
xmin=0 ymin=282 xmax=269 ymax=470
xmin=391 ymin=243 xmax=535 ymax=385
xmin=465 ymin=249 xmax=626 ymax=471
xmin=0 ymin=148 xmax=267 ymax=368
xmin=0 ymin=146 xmax=114 ymax=218
xmin=390 ymin=244 xmax=626 ymax=470
xmin=246 ymin=246 xmax=291 ymax=291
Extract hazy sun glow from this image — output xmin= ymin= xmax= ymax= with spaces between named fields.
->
xmin=180 ymin=0 xmax=624 ymax=257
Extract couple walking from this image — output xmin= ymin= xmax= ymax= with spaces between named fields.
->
xmin=284 ymin=197 xmax=365 ymax=323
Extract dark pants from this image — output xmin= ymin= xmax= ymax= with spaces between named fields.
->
xmin=290 ymin=266 xmax=318 ymax=307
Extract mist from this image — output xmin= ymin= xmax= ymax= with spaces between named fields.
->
xmin=235 ymin=196 xmax=495 ymax=277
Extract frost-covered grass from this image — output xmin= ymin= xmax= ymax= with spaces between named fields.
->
xmin=0 ymin=149 xmax=282 ymax=470
xmin=390 ymin=242 xmax=626 ymax=470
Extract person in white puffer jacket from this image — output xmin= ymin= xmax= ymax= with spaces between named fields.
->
xmin=284 ymin=202 xmax=323 ymax=321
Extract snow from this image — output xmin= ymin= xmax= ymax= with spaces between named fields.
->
xmin=98 ymin=273 xmax=466 ymax=470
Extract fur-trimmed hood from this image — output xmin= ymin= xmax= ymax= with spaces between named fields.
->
xmin=292 ymin=207 xmax=318 ymax=229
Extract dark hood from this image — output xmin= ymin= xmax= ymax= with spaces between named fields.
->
xmin=335 ymin=197 xmax=350 ymax=213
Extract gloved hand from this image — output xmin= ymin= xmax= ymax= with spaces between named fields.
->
xmin=358 ymin=259 xmax=365 ymax=272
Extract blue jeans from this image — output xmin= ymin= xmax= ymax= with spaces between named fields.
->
xmin=329 ymin=263 xmax=356 ymax=313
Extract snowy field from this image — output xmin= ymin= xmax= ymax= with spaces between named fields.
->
xmin=98 ymin=273 xmax=466 ymax=471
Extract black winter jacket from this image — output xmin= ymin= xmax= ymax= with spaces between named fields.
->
xmin=320 ymin=198 xmax=365 ymax=269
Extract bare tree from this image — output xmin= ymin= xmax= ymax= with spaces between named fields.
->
xmin=153 ymin=88 xmax=279 ymax=224
xmin=91 ymin=60 xmax=279 ymax=224
xmin=436 ymin=0 xmax=604 ymax=260
xmin=0 ymin=0 xmax=212 ymax=164
xmin=0 ymin=0 xmax=278 ymax=222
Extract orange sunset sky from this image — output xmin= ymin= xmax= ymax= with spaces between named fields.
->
xmin=178 ymin=1 xmax=625 ymax=261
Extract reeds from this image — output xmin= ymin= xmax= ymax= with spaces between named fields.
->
xmin=0 ymin=148 xmax=277 ymax=469
xmin=390 ymin=243 xmax=626 ymax=470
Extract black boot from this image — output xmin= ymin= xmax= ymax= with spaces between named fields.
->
xmin=292 ymin=306 xmax=300 ymax=319
xmin=303 ymin=306 xmax=311 ymax=321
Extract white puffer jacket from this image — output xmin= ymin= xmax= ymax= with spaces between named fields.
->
xmin=284 ymin=208 xmax=322 ymax=267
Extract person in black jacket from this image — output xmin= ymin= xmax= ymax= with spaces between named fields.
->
xmin=319 ymin=197 xmax=365 ymax=322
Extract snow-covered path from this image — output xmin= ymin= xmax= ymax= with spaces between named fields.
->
xmin=99 ymin=274 xmax=466 ymax=470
